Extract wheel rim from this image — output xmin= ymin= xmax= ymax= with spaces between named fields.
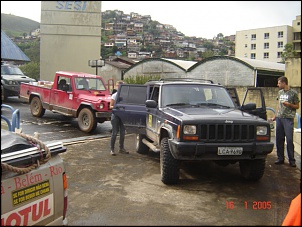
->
xmin=82 ymin=113 xmax=89 ymax=127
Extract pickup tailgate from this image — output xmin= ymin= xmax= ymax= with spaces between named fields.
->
xmin=1 ymin=130 xmax=68 ymax=226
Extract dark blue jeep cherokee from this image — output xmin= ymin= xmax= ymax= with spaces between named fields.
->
xmin=113 ymin=78 xmax=274 ymax=185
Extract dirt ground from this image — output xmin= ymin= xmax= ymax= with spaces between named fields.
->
xmin=60 ymin=134 xmax=301 ymax=226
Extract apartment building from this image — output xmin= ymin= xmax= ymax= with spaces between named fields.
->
xmin=235 ymin=15 xmax=301 ymax=63
xmin=235 ymin=25 xmax=293 ymax=63
xmin=292 ymin=15 xmax=301 ymax=58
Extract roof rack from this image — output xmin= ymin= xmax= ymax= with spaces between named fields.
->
xmin=154 ymin=78 xmax=214 ymax=84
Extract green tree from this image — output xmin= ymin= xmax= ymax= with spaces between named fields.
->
xmin=202 ymin=50 xmax=214 ymax=59
xmin=281 ymin=43 xmax=298 ymax=63
xmin=19 ymin=62 xmax=40 ymax=81
xmin=203 ymin=41 xmax=214 ymax=50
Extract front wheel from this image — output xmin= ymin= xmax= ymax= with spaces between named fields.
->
xmin=78 ymin=108 xmax=97 ymax=133
xmin=160 ymin=137 xmax=179 ymax=185
xmin=30 ymin=96 xmax=45 ymax=117
xmin=239 ymin=159 xmax=266 ymax=181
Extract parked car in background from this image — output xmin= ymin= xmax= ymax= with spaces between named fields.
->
xmin=1 ymin=62 xmax=36 ymax=101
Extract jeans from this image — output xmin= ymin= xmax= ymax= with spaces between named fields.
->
xmin=110 ymin=114 xmax=125 ymax=151
xmin=275 ymin=117 xmax=295 ymax=164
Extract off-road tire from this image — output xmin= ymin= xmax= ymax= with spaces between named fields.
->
xmin=78 ymin=108 xmax=97 ymax=133
xmin=239 ymin=159 xmax=266 ymax=181
xmin=135 ymin=134 xmax=149 ymax=154
xmin=160 ymin=137 xmax=179 ymax=185
xmin=30 ymin=96 xmax=45 ymax=117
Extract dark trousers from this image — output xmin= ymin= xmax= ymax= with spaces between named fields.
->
xmin=110 ymin=114 xmax=125 ymax=151
xmin=275 ymin=118 xmax=295 ymax=164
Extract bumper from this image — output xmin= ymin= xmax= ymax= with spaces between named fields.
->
xmin=96 ymin=111 xmax=112 ymax=119
xmin=168 ymin=139 xmax=274 ymax=161
xmin=2 ymin=85 xmax=20 ymax=96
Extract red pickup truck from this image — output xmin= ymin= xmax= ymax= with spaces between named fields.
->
xmin=19 ymin=71 xmax=112 ymax=133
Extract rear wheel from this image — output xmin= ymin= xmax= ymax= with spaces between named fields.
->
xmin=78 ymin=108 xmax=97 ymax=133
xmin=239 ymin=159 xmax=266 ymax=181
xmin=30 ymin=96 xmax=45 ymax=117
xmin=160 ymin=137 xmax=179 ymax=185
xmin=135 ymin=134 xmax=149 ymax=154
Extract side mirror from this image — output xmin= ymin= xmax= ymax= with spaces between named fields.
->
xmin=241 ymin=103 xmax=256 ymax=110
xmin=146 ymin=100 xmax=157 ymax=108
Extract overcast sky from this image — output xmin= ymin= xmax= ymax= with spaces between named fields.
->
xmin=1 ymin=1 xmax=301 ymax=39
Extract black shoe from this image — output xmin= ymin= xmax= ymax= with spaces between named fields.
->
xmin=119 ymin=148 xmax=129 ymax=154
xmin=289 ymin=163 xmax=296 ymax=167
xmin=274 ymin=160 xmax=284 ymax=165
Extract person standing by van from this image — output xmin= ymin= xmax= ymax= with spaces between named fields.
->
xmin=109 ymin=81 xmax=128 ymax=156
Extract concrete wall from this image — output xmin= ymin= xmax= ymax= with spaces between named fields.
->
xmin=286 ymin=58 xmax=301 ymax=88
xmin=40 ymin=1 xmax=102 ymax=81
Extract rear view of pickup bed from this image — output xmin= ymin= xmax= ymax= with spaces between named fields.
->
xmin=1 ymin=106 xmax=68 ymax=226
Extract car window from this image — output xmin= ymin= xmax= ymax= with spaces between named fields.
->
xmin=118 ymin=85 xmax=147 ymax=105
xmin=1 ymin=65 xmax=24 ymax=75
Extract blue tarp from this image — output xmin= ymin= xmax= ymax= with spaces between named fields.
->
xmin=1 ymin=30 xmax=30 ymax=62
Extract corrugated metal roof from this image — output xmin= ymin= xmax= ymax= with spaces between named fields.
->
xmin=161 ymin=58 xmax=197 ymax=70
xmin=1 ymin=30 xmax=30 ymax=62
xmin=236 ymin=57 xmax=285 ymax=72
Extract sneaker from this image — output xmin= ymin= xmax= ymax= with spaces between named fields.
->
xmin=110 ymin=150 xmax=116 ymax=156
xmin=119 ymin=148 xmax=129 ymax=154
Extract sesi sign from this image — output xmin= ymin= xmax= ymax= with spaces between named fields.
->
xmin=56 ymin=1 xmax=87 ymax=11
xmin=1 ymin=194 xmax=54 ymax=226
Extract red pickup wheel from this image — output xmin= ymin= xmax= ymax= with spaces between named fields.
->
xmin=78 ymin=108 xmax=97 ymax=133
xmin=30 ymin=96 xmax=45 ymax=117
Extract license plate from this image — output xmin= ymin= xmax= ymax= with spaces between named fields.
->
xmin=218 ymin=147 xmax=243 ymax=155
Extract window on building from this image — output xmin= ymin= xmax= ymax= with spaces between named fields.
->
xmin=251 ymin=34 xmax=256 ymax=40
xmin=278 ymin=41 xmax=283 ymax=48
xmin=245 ymin=44 xmax=247 ymax=48
xmin=245 ymin=34 xmax=248 ymax=39
xmin=251 ymin=53 xmax=256 ymax=59
xmin=264 ymin=33 xmax=269 ymax=39
xmin=264 ymin=43 xmax=269 ymax=49
xmin=251 ymin=44 xmax=256 ymax=50
xmin=277 ymin=52 xmax=282 ymax=58
xmin=244 ymin=53 xmax=247 ymax=57
xmin=278 ymin=31 xmax=283 ymax=38
xmin=264 ymin=52 xmax=269 ymax=59
xmin=298 ymin=22 xmax=301 ymax=26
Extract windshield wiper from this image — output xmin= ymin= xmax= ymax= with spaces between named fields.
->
xmin=165 ymin=103 xmax=187 ymax=107
xmin=195 ymin=102 xmax=230 ymax=108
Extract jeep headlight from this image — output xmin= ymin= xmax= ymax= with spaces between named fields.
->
xmin=257 ymin=126 xmax=268 ymax=135
xmin=183 ymin=125 xmax=196 ymax=134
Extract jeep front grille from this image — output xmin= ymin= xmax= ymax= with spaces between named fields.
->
xmin=200 ymin=124 xmax=255 ymax=142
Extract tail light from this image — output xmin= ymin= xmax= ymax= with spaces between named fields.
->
xmin=62 ymin=172 xmax=68 ymax=222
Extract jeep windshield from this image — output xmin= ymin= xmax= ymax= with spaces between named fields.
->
xmin=161 ymin=84 xmax=235 ymax=108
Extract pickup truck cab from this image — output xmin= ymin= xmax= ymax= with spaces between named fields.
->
xmin=113 ymin=78 xmax=274 ymax=184
xmin=20 ymin=71 xmax=112 ymax=133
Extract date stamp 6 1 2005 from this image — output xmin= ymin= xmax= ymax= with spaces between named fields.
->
xmin=226 ymin=201 xmax=272 ymax=210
